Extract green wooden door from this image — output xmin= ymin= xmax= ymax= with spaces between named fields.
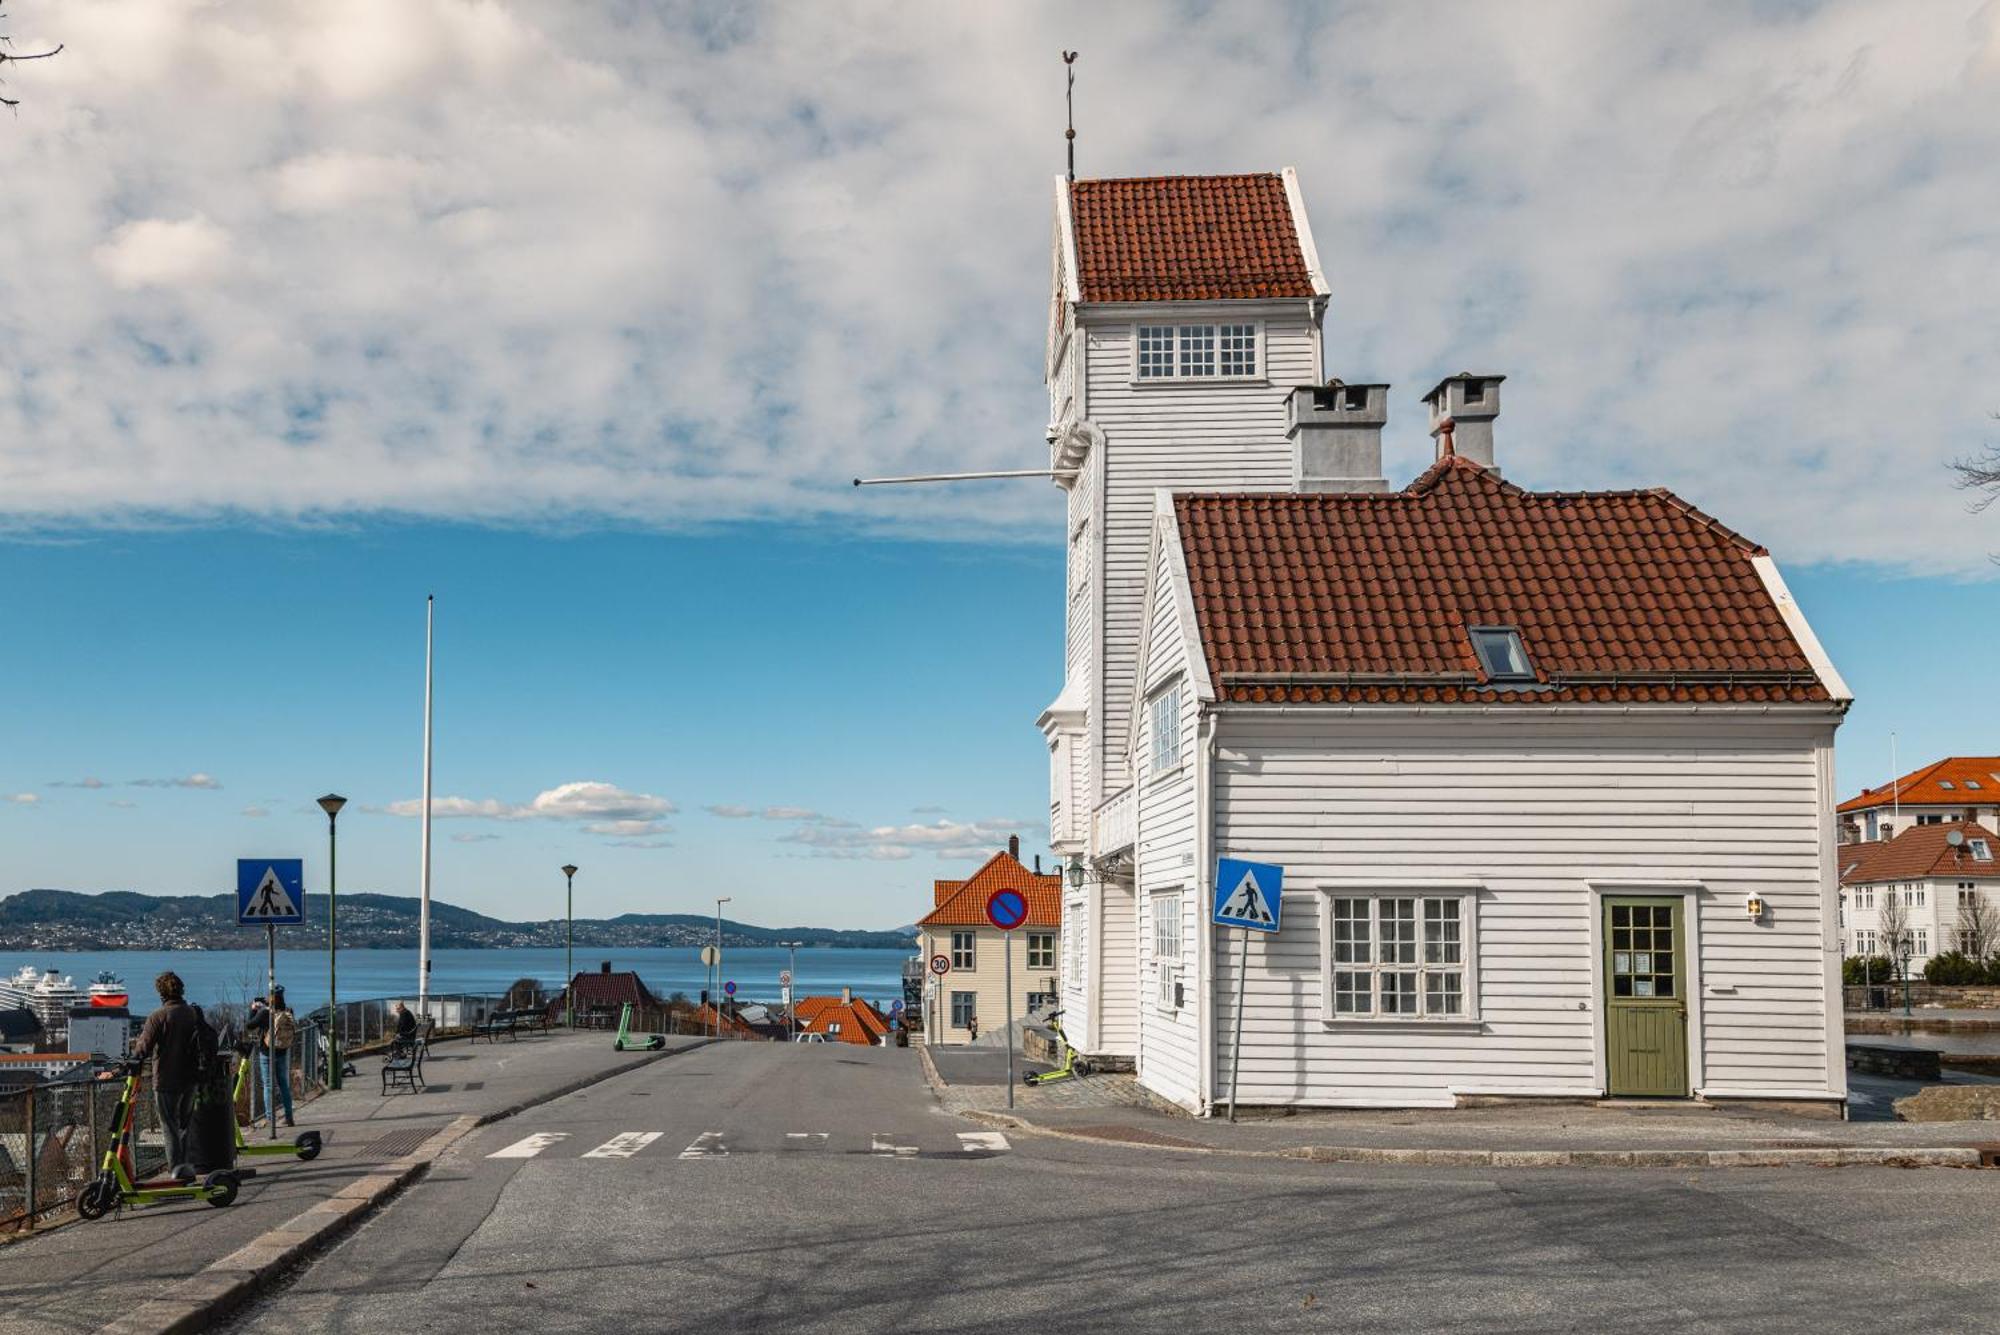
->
xmin=1604 ymin=897 xmax=1689 ymax=1097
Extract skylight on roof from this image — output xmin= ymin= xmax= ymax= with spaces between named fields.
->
xmin=1941 ymin=780 xmax=1956 ymax=790
xmin=1469 ymin=626 xmax=1535 ymax=683
xmin=1972 ymin=839 xmax=1993 ymax=862
xmin=1968 ymin=779 xmax=1983 ymax=790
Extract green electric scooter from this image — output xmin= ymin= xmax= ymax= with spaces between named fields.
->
xmin=77 ymin=1063 xmax=243 ymax=1217
xmin=613 ymin=1002 xmax=665 ymax=1051
xmin=230 ymin=1051 xmax=323 ymax=1161
xmin=1022 ymin=1009 xmax=1092 ymax=1087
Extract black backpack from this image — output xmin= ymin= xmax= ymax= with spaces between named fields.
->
xmin=184 ymin=1003 xmax=222 ymax=1086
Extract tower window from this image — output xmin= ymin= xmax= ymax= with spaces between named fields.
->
xmin=1468 ymin=627 xmax=1534 ymax=682
xmin=1132 ymin=324 xmax=1259 ymax=381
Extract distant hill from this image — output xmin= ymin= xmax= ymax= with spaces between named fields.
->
xmin=0 ymin=889 xmax=917 ymax=952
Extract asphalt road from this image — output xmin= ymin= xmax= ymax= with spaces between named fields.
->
xmin=227 ymin=1043 xmax=2000 ymax=1334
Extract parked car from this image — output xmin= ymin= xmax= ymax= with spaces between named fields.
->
xmin=790 ymin=1032 xmax=826 ymax=1043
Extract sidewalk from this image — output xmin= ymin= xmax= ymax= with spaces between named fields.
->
xmin=926 ymin=1056 xmax=2000 ymax=1168
xmin=0 ymin=1031 xmax=706 ymax=1335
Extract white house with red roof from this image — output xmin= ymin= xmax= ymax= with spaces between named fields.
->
xmin=1837 ymin=757 xmax=2000 ymax=845
xmin=915 ymin=839 xmax=1061 ymax=1047
xmin=1040 ymin=169 xmax=1854 ymax=1113
xmin=1838 ymin=821 xmax=2000 ymax=963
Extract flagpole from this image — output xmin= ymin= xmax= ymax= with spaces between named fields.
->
xmin=418 ymin=595 xmax=435 ymax=1023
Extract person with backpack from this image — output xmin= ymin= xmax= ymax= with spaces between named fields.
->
xmin=130 ymin=971 xmax=207 ymax=1172
xmin=240 ymin=995 xmax=272 ymax=1120
xmin=266 ymin=988 xmax=297 ymax=1129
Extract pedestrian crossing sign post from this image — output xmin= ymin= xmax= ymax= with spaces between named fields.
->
xmin=1212 ymin=857 xmax=1284 ymax=1125
xmin=238 ymin=859 xmax=305 ymax=926
xmin=1212 ymin=858 xmax=1282 ymax=932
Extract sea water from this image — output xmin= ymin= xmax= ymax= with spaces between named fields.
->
xmin=0 ymin=945 xmax=916 ymax=1016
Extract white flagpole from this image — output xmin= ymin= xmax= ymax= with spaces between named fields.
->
xmin=418 ymin=595 xmax=435 ymax=1022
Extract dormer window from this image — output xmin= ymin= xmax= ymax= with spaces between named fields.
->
xmin=1972 ymin=838 xmax=1992 ymax=861
xmin=1469 ymin=626 xmax=1534 ymax=682
xmin=1134 ymin=324 xmax=1260 ymax=381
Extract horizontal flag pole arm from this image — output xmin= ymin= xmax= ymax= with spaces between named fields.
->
xmin=852 ymin=469 xmax=1076 ymax=486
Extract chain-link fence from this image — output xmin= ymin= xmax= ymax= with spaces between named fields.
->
xmin=0 ymin=1077 xmax=170 ymax=1231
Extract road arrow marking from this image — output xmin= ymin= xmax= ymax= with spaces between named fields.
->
xmin=677 ymin=1131 xmax=729 ymax=1160
xmin=956 ymin=1132 xmax=1009 ymax=1154
xmin=583 ymin=1132 xmax=663 ymax=1160
xmin=784 ymin=1133 xmax=830 ymax=1151
xmin=871 ymin=1132 xmax=918 ymax=1158
xmin=488 ymin=1133 xmax=570 ymax=1159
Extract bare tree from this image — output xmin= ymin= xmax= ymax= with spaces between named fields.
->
xmin=1957 ymin=891 xmax=1997 ymax=961
xmin=0 ymin=3 xmax=62 ymax=109
xmin=1876 ymin=891 xmax=1911 ymax=979
xmin=1951 ymin=415 xmax=2000 ymax=515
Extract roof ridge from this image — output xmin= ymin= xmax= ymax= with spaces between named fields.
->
xmin=1072 ymin=171 xmax=1283 ymax=186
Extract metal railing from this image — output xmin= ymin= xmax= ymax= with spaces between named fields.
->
xmin=0 ymin=1077 xmax=160 ymax=1231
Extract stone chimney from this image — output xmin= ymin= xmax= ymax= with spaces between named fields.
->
xmin=1008 ymin=834 xmax=1020 ymax=861
xmin=1287 ymin=382 xmax=1390 ymax=493
xmin=1423 ymin=373 xmax=1505 ymax=472
xmin=841 ymin=986 xmax=851 ymax=1004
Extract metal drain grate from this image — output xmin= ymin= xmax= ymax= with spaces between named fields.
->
xmin=363 ymin=1126 xmax=444 ymax=1159
xmin=1062 ymin=1124 xmax=1210 ymax=1150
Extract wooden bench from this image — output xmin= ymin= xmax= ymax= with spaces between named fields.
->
xmin=471 ymin=1014 xmax=518 ymax=1043
xmin=381 ymin=1039 xmax=427 ymax=1094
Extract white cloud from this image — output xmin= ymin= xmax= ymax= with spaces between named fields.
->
xmin=451 ymin=831 xmax=500 ymax=843
xmin=704 ymin=804 xmax=756 ymax=818
xmin=607 ymin=838 xmax=673 ymax=849
xmin=92 ymin=216 xmax=231 ymax=289
xmin=3 ymin=4 xmax=1997 ymax=570
xmin=383 ymin=780 xmax=675 ymax=843
xmin=130 ymin=773 xmax=222 ymax=790
xmin=48 ymin=778 xmax=108 ymax=789
xmin=240 ymin=805 xmax=269 ymax=818
xmin=5 ymin=793 xmax=38 ymax=805
xmin=779 ymin=816 xmax=1022 ymax=862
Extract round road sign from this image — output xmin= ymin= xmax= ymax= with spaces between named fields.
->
xmin=778 ymin=969 xmax=793 ymax=987
xmin=985 ymin=887 xmax=1029 ymax=932
xmin=890 ymin=1000 xmax=905 ymax=1015
xmin=724 ymin=980 xmax=737 ymax=997
xmin=928 ymin=953 xmax=951 ymax=976
xmin=699 ymin=945 xmax=719 ymax=967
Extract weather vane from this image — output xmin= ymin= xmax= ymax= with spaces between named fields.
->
xmin=1064 ymin=50 xmax=1078 ymax=182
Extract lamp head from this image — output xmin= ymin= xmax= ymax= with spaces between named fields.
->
xmin=317 ymin=793 xmax=347 ymax=818
xmin=1066 ymin=855 xmax=1086 ymax=889
xmin=561 ymin=864 xmax=578 ymax=879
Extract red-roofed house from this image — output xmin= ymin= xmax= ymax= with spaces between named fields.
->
xmin=1836 ymin=757 xmax=2000 ymax=844
xmin=1838 ymin=821 xmax=2000 ymax=962
xmin=544 ymin=963 xmax=660 ymax=1030
xmin=916 ymin=840 xmax=1061 ymax=1046
xmin=1038 ymin=168 xmax=1852 ymax=1114
xmin=793 ymin=992 xmax=892 ymax=1046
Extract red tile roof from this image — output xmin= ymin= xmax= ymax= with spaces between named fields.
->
xmin=1175 ymin=459 xmax=1834 ymax=706
xmin=691 ymin=1003 xmax=761 ymax=1040
xmin=1839 ymin=822 xmax=2000 ymax=883
xmin=1068 ymin=174 xmax=1313 ymax=303
xmin=933 ymin=879 xmax=964 ymax=908
xmin=794 ymin=995 xmax=891 ymax=1046
xmin=918 ymin=849 xmax=1062 ymax=929
xmin=546 ymin=970 xmax=656 ymax=1020
xmin=1838 ymin=758 xmax=2000 ymax=813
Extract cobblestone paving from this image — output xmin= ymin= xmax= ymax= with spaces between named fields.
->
xmin=930 ymin=1065 xmax=1186 ymax=1115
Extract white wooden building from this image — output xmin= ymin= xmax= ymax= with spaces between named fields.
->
xmin=1838 ymin=821 xmax=2000 ymax=964
xmin=1039 ymin=170 xmax=1853 ymax=1113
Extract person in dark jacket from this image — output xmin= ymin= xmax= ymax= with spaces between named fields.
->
xmin=130 ymin=971 xmax=201 ymax=1172
xmin=393 ymin=1000 xmax=417 ymax=1045
xmin=241 ymin=996 xmax=271 ymax=1119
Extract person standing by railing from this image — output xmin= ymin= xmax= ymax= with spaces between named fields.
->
xmin=266 ymin=988 xmax=297 ymax=1129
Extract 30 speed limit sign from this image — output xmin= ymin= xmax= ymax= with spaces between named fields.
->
xmin=928 ymin=953 xmax=951 ymax=976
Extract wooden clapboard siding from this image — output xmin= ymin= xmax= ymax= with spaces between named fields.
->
xmin=1132 ymin=532 xmax=1203 ymax=1100
xmin=1079 ymin=308 xmax=1315 ymax=807
xmin=918 ymin=925 xmax=1061 ymax=1047
xmin=1060 ymin=889 xmax=1092 ymax=1053
xmin=1196 ymin=711 xmax=1839 ymax=1109
xmin=1099 ymin=875 xmax=1139 ymax=1055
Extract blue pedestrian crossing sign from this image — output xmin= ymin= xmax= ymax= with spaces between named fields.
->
xmin=237 ymin=859 xmax=305 ymax=926
xmin=1213 ymin=858 xmax=1283 ymax=933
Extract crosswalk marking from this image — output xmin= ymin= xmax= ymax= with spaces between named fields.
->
xmin=871 ymin=1132 xmax=918 ymax=1158
xmin=783 ymin=1133 xmax=829 ymax=1151
xmin=583 ymin=1132 xmax=662 ymax=1160
xmin=956 ymin=1132 xmax=1009 ymax=1154
xmin=489 ymin=1133 xmax=570 ymax=1159
xmin=678 ymin=1131 xmax=729 ymax=1160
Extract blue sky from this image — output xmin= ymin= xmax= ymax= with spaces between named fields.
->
xmin=2 ymin=2 xmax=1998 ymax=926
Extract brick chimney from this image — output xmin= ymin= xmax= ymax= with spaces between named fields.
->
xmin=1008 ymin=834 xmax=1020 ymax=861
xmin=841 ymin=986 xmax=851 ymax=1003
xmin=1423 ymin=373 xmax=1504 ymax=472
xmin=1287 ymin=381 xmax=1389 ymax=493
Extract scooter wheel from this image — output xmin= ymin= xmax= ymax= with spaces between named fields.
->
xmin=203 ymin=1171 xmax=241 ymax=1208
xmin=76 ymin=1179 xmax=113 ymax=1220
xmin=295 ymin=1131 xmax=322 ymax=1161
xmin=1074 ymin=1058 xmax=1092 ymax=1077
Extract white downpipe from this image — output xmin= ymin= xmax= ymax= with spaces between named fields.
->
xmin=418 ymin=595 xmax=435 ymax=1021
xmin=1195 ymin=708 xmax=1218 ymax=1116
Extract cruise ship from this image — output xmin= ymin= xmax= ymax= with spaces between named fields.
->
xmin=0 ymin=966 xmax=88 ymax=1039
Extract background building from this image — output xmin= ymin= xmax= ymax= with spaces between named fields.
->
xmin=916 ymin=840 xmax=1060 ymax=1047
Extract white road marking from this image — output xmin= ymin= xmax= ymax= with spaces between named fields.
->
xmin=583 ymin=1132 xmax=663 ymax=1160
xmin=488 ymin=1133 xmax=570 ymax=1159
xmin=784 ymin=1133 xmax=829 ymax=1150
xmin=956 ymin=1132 xmax=1009 ymax=1154
xmin=678 ymin=1131 xmax=729 ymax=1160
xmin=872 ymin=1132 xmax=918 ymax=1158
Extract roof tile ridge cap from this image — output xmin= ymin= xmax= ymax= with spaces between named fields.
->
xmin=1639 ymin=486 xmax=1769 ymax=556
xmin=1073 ymin=171 xmax=1284 ymax=186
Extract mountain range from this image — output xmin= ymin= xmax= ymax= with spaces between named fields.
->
xmin=0 ymin=889 xmax=916 ymax=951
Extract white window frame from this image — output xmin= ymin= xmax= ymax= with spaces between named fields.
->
xmin=950 ymin=990 xmax=976 ymax=1029
xmin=1317 ymin=885 xmax=1481 ymax=1025
xmin=1027 ymin=932 xmax=1055 ymax=971
xmin=1152 ymin=891 xmax=1183 ymax=1013
xmin=950 ymin=930 xmax=976 ymax=971
xmin=1914 ymin=928 xmax=1929 ymax=956
xmin=1129 ymin=321 xmax=1263 ymax=384
xmin=1147 ymin=679 xmax=1184 ymax=779
xmin=1857 ymin=929 xmax=1877 ymax=954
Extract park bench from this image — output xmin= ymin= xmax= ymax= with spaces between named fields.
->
xmin=381 ymin=1038 xmax=427 ymax=1094
xmin=471 ymin=1013 xmax=518 ymax=1043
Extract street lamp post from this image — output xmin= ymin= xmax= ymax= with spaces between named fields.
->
xmin=1899 ymin=931 xmax=1915 ymax=1018
xmin=783 ymin=940 xmax=802 ymax=1038
xmin=714 ymin=897 xmax=732 ymax=1038
xmin=317 ymin=794 xmax=347 ymax=1091
xmin=562 ymin=865 xmax=579 ymax=1029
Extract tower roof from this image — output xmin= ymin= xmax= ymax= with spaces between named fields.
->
xmin=1066 ymin=173 xmax=1315 ymax=303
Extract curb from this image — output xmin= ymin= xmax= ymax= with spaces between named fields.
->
xmin=99 ymin=1039 xmax=716 ymax=1335
xmin=963 ymin=1111 xmax=1988 ymax=1171
xmin=917 ymin=1041 xmax=947 ymax=1092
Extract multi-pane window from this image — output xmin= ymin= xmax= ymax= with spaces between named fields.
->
xmin=1153 ymin=893 xmax=1182 ymax=961
xmin=1904 ymin=885 xmax=1926 ymax=907
xmin=1914 ymin=928 xmax=1929 ymax=956
xmin=951 ymin=930 xmax=976 ymax=971
xmin=1177 ymin=324 xmax=1216 ymax=377
xmin=1149 ymin=682 xmax=1183 ymax=775
xmin=1134 ymin=323 xmax=1258 ymax=379
xmin=1855 ymin=886 xmax=1875 ymax=909
xmin=1610 ymin=904 xmax=1676 ymax=998
xmin=950 ymin=991 xmax=976 ymax=1028
xmin=1329 ymin=896 xmax=1469 ymax=1018
xmin=1219 ymin=324 xmax=1256 ymax=377
xmin=1857 ymin=930 xmax=1877 ymax=954
xmin=1027 ymin=932 xmax=1055 ymax=970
